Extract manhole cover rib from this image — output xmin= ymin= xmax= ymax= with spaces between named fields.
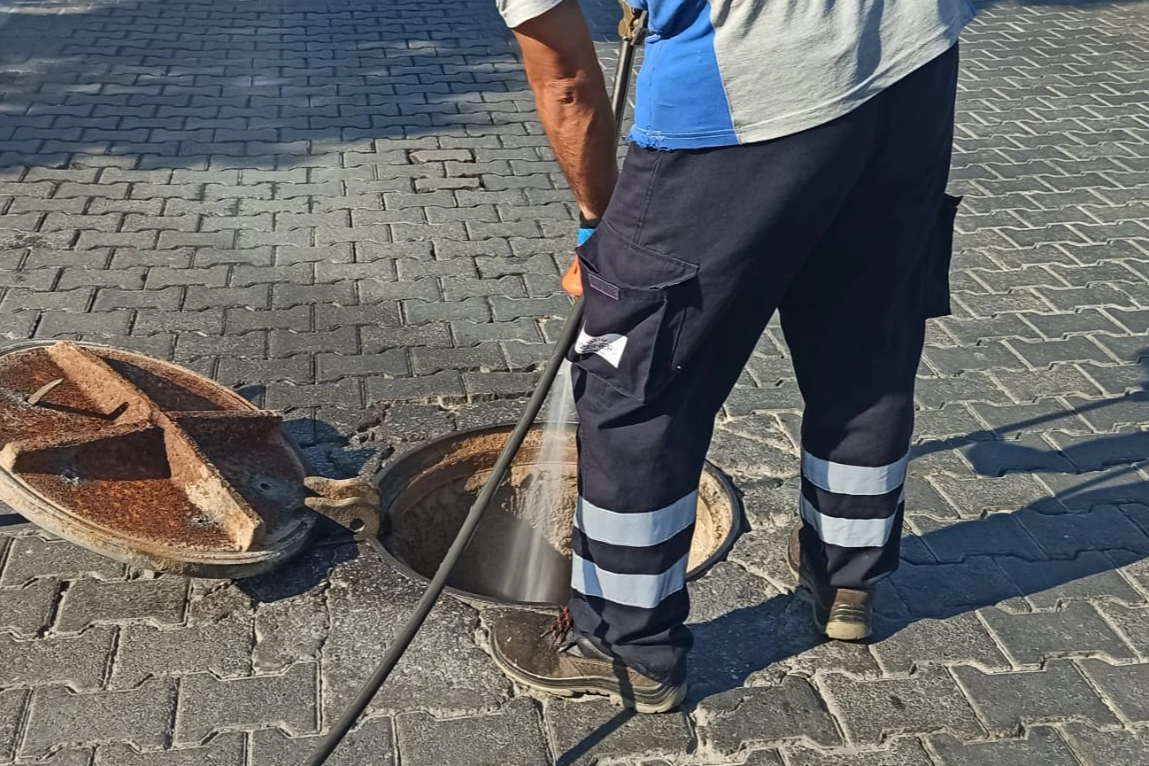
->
xmin=374 ymin=424 xmax=743 ymax=607
xmin=0 ymin=341 xmax=315 ymax=578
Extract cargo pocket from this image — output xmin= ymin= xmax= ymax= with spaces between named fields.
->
xmin=570 ymin=224 xmax=699 ymax=402
xmin=923 ymin=194 xmax=961 ymax=319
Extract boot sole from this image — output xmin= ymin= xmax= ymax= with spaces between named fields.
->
xmin=489 ymin=644 xmax=686 ymax=714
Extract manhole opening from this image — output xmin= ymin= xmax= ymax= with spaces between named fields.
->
xmin=375 ymin=424 xmax=741 ymax=606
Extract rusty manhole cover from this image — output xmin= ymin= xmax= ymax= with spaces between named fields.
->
xmin=375 ymin=423 xmax=742 ymax=606
xmin=0 ymin=341 xmax=315 ymax=577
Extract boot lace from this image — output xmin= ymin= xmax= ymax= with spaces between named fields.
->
xmin=542 ymin=606 xmax=576 ymax=651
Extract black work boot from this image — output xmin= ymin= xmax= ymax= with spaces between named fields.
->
xmin=486 ymin=608 xmax=686 ymax=714
xmin=788 ymin=524 xmax=873 ymax=641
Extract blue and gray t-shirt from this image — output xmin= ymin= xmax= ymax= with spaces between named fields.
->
xmin=497 ymin=0 xmax=975 ymax=150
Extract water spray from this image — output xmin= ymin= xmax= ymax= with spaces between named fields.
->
xmin=301 ymin=11 xmax=645 ymax=765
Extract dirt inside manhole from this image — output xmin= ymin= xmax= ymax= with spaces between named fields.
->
xmin=376 ymin=425 xmax=740 ymax=606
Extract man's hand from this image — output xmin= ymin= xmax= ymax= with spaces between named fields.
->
xmin=512 ymin=0 xmax=618 ymax=223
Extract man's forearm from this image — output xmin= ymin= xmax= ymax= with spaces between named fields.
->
xmin=512 ymin=1 xmax=618 ymax=222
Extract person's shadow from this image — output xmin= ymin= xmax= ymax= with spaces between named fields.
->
xmin=684 ymin=349 xmax=1149 ymax=701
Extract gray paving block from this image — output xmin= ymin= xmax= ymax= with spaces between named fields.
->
xmin=322 ymin=555 xmax=508 ymax=719
xmin=224 ymin=306 xmax=311 ymax=333
xmin=1 ymin=747 xmax=92 ymax=765
xmin=1094 ymin=602 xmax=1149 ymax=660
xmin=0 ymin=579 xmax=58 ymax=637
xmin=1060 ymin=721 xmax=1149 ymax=766
xmin=991 ymin=365 xmax=1106 ymax=403
xmin=395 ymin=699 xmax=548 ymax=766
xmin=695 ymin=676 xmax=840 ymax=754
xmin=915 ymin=512 xmax=1046 ymax=563
xmin=252 ymin=588 xmax=328 ymax=673
xmin=930 ymin=727 xmax=1080 ymax=766
xmin=952 ymin=662 xmax=1118 ymax=736
xmin=870 ymin=612 xmax=1010 ymax=674
xmin=980 ymin=602 xmax=1135 ymax=666
xmin=820 ymin=669 xmax=984 ymax=746
xmin=249 ymin=719 xmax=396 ymax=766
xmin=890 ymin=557 xmax=1023 ymax=620
xmin=0 ymin=689 xmax=27 ymax=763
xmin=317 ymin=349 xmax=409 ymax=381
xmin=783 ymin=738 xmax=935 ymax=766
xmin=94 ymin=733 xmax=246 ymax=765
xmin=315 ymin=303 xmax=403 ymax=332
xmin=21 ymin=679 xmax=177 ymax=758
xmin=924 ymin=343 xmax=1026 ymax=375
xmin=1078 ymin=660 xmax=1149 ymax=724
xmin=544 ymin=698 xmax=693 ymax=766
xmin=1 ymin=628 xmax=115 ymax=690
xmin=411 ymin=343 xmax=507 ymax=375
xmin=1017 ymin=506 xmax=1149 ymax=558
xmin=996 ymin=552 xmax=1145 ymax=609
xmin=266 ymin=378 xmax=360 ymax=411
xmin=1045 ymin=431 xmax=1149 ymax=472
xmin=174 ymin=663 xmax=319 ymax=744
xmin=110 ymin=619 xmax=253 ymax=688
xmin=405 ymin=296 xmax=490 ymax=324
xmin=269 ymin=327 xmax=358 ymax=358
xmin=927 ymin=474 xmax=1054 ymax=517
xmin=56 ymin=576 xmax=188 ymax=632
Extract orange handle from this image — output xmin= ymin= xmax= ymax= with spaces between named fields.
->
xmin=562 ymin=256 xmax=583 ymax=298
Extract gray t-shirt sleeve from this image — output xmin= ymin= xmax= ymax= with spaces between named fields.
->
xmin=496 ymin=0 xmax=564 ymax=27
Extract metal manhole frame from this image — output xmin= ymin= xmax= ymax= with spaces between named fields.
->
xmin=373 ymin=422 xmax=744 ymax=607
xmin=0 ymin=340 xmax=317 ymax=578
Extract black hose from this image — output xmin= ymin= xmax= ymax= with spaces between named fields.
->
xmin=301 ymin=300 xmax=584 ymax=765
xmin=302 ymin=14 xmax=645 ymax=762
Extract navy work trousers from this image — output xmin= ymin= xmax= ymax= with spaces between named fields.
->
xmin=566 ymin=46 xmax=961 ymax=684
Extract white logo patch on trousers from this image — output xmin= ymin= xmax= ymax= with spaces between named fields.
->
xmin=574 ymin=328 xmax=628 ymax=368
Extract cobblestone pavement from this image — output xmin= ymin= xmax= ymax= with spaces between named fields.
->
xmin=0 ymin=0 xmax=1148 ymax=763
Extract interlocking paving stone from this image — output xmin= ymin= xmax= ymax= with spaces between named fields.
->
xmin=1 ymin=629 xmax=115 ymax=690
xmin=174 ymin=663 xmax=319 ymax=744
xmin=929 ymin=727 xmax=1080 ymax=766
xmin=913 ymin=512 xmax=1046 ymax=563
xmin=695 ymin=676 xmax=841 ymax=755
xmin=782 ymin=738 xmax=935 ymax=766
xmin=1093 ymin=603 xmax=1149 ymax=660
xmin=110 ymin=619 xmax=253 ymax=688
xmin=543 ymin=699 xmax=694 ymax=766
xmin=0 ymin=690 xmax=27 ymax=764
xmin=1077 ymin=660 xmax=1149 ymax=724
xmin=953 ymin=662 xmax=1118 ymax=736
xmin=55 ymin=576 xmax=188 ymax=632
xmin=820 ymin=669 xmax=985 ymax=746
xmin=395 ymin=699 xmax=549 ymax=766
xmin=870 ymin=612 xmax=1010 ymax=674
xmin=249 ymin=719 xmax=397 ymax=766
xmin=0 ymin=579 xmax=57 ymax=637
xmin=890 ymin=557 xmax=1024 ymax=621
xmin=324 ymin=555 xmax=509 ymax=719
xmin=93 ymin=733 xmax=246 ymax=766
xmin=21 ymin=679 xmax=177 ymax=758
xmin=979 ymin=602 xmax=1136 ymax=666
xmin=0 ymin=536 xmax=124 ymax=587
xmin=995 ymin=552 xmax=1146 ymax=609
xmin=1059 ymin=722 xmax=1149 ymax=766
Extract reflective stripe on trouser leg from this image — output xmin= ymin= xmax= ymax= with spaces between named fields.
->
xmin=798 ymin=447 xmax=910 ymax=589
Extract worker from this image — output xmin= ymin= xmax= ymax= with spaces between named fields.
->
xmin=485 ymin=0 xmax=973 ymax=713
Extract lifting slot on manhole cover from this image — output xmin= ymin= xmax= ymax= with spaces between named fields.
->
xmin=0 ymin=341 xmax=361 ymax=578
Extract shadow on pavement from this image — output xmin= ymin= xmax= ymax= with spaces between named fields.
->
xmin=0 ymin=0 xmax=626 ymax=173
xmin=686 ymin=349 xmax=1149 ymax=703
